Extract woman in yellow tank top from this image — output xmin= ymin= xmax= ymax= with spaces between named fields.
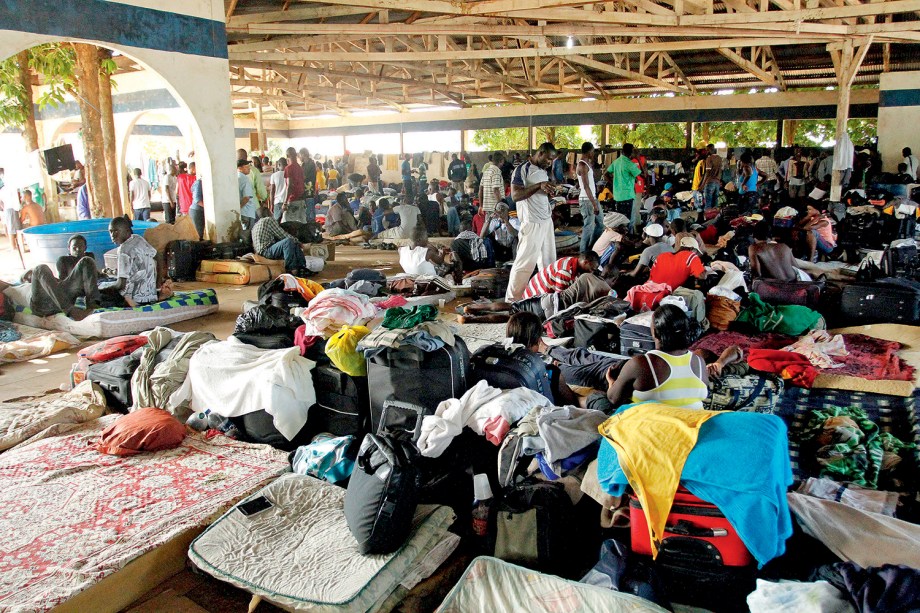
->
xmin=605 ymin=304 xmax=709 ymax=410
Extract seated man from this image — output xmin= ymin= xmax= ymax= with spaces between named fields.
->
xmin=400 ymin=223 xmax=459 ymax=281
xmin=417 ymin=192 xmax=442 ymax=237
xmin=748 ymin=221 xmax=799 ymax=282
xmin=102 ymin=216 xmax=172 ymax=308
xmin=649 ymin=237 xmax=706 ymax=290
xmin=523 ymin=252 xmax=600 ymax=300
xmin=350 ymin=188 xmax=365 ymax=214
xmin=251 ymin=206 xmax=307 ymax=273
xmin=18 ymin=189 xmax=45 ymax=229
xmin=479 ymin=202 xmax=520 ymax=265
xmin=452 ymin=219 xmax=493 ymax=272
xmin=623 ymin=224 xmax=672 ymax=279
xmin=56 ymin=234 xmax=95 ymax=278
xmin=27 ymin=248 xmax=100 ymax=320
xmin=324 ymin=193 xmax=369 ymax=244
xmin=376 ymin=198 xmax=420 ymax=240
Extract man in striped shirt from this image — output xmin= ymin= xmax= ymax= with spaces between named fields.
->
xmin=522 ymin=252 xmax=600 ymax=299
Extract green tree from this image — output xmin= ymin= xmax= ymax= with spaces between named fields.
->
xmin=594 ymin=123 xmax=687 ymax=148
xmin=471 ymin=127 xmax=528 ymax=151
xmin=0 ymin=43 xmax=76 ymax=130
xmin=535 ymin=125 xmax=583 ymax=149
xmin=788 ymin=119 xmax=876 ymax=147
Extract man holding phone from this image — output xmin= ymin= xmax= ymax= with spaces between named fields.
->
xmin=505 ymin=141 xmax=559 ymax=301
xmin=479 ymin=202 xmax=520 ymax=264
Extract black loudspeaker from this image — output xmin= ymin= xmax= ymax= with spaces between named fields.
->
xmin=43 ymin=144 xmax=76 ymax=175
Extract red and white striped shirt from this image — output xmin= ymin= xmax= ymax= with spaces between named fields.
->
xmin=522 ymin=257 xmax=578 ymax=299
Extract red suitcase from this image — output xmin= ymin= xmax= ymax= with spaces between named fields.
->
xmin=629 ymin=488 xmax=754 ymax=567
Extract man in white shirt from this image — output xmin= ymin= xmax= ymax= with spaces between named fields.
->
xmin=377 ymin=198 xmax=420 ymax=240
xmin=269 ymin=157 xmax=288 ymax=221
xmin=903 ymin=147 xmax=919 ymax=181
xmin=128 ymin=168 xmax=152 ymax=221
xmin=505 ymin=141 xmax=558 ymax=301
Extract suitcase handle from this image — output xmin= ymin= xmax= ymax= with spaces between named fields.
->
xmin=666 ymin=519 xmax=728 ymax=538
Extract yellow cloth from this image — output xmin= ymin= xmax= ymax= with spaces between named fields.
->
xmin=316 ymin=169 xmax=327 ymax=191
xmin=692 ymin=160 xmax=705 ymax=191
xmin=598 ymin=403 xmax=721 ymax=558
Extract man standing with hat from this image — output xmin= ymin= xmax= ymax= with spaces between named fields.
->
xmin=238 ymin=158 xmax=257 ymax=244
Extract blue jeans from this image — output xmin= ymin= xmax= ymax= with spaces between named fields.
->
xmin=447 ymin=207 xmax=460 ymax=236
xmin=305 ymin=198 xmax=316 ymax=223
xmin=189 ymin=205 xmax=204 ymax=239
xmin=262 ymin=237 xmax=306 ymax=272
xmin=133 ymin=208 xmax=150 ymax=221
xmin=702 ymin=182 xmax=720 ymax=209
xmin=579 ymin=198 xmax=603 ymax=253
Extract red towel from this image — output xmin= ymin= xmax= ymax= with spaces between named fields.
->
xmin=747 ymin=348 xmax=818 ymax=388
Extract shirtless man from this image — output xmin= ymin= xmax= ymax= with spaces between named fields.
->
xmin=748 ymin=221 xmax=798 ymax=282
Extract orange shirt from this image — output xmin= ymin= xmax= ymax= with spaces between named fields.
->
xmin=650 ymin=250 xmax=704 ymax=290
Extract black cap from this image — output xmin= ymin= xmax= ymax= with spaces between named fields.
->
xmin=237 ymin=159 xmax=250 ymax=168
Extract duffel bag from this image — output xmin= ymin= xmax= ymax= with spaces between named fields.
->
xmin=471 ymin=344 xmax=553 ymax=403
xmin=702 ymin=373 xmax=783 ymax=414
xmin=467 ymin=268 xmax=511 ymax=300
xmin=840 ymin=282 xmax=920 ymax=325
xmin=751 ymin=279 xmax=823 ymax=309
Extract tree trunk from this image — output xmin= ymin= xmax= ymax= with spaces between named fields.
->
xmin=699 ymin=122 xmax=711 ymax=146
xmin=16 ymin=51 xmax=39 ymax=153
xmin=72 ymin=43 xmax=112 ymax=218
xmin=97 ymin=49 xmax=124 ymax=215
xmin=784 ymin=120 xmax=799 ymax=147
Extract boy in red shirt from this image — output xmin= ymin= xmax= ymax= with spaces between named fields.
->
xmin=649 ymin=237 xmax=706 ymax=290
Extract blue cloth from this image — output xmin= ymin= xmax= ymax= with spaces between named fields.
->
xmin=402 ymin=331 xmax=445 ymax=352
xmin=371 ymin=210 xmax=385 ymax=235
xmin=350 ymin=198 xmax=361 ymax=214
xmin=191 ymin=178 xmax=203 ymax=207
xmin=741 ymin=168 xmax=759 ymax=194
xmin=238 ymin=172 xmax=256 ymax=219
xmin=0 ymin=321 xmax=21 ymax=343
xmin=596 ymin=404 xmax=793 ymax=566
xmin=537 ymin=441 xmax=599 ymax=480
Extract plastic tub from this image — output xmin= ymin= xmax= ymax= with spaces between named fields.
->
xmin=22 ymin=218 xmax=159 ymax=268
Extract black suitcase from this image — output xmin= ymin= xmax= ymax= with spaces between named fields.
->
xmin=232 ymin=332 xmax=293 ymax=350
xmin=469 ymin=268 xmax=511 ymax=300
xmin=573 ymin=315 xmax=621 ymax=354
xmin=840 ymin=281 xmax=920 ymax=325
xmin=211 ymin=241 xmax=250 ymax=259
xmin=620 ymin=319 xmax=655 ymax=356
xmin=166 ymin=240 xmax=213 ymax=281
xmin=309 ymin=364 xmax=370 ymax=439
xmin=471 ymin=344 xmax=553 ymax=402
xmin=86 ymin=352 xmax=141 ymax=411
xmin=367 ymin=337 xmax=470 ymax=433
xmin=235 ymin=410 xmax=310 ymax=450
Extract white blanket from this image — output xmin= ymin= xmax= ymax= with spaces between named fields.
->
xmin=418 ymin=380 xmax=551 ymax=458
xmin=180 ymin=338 xmax=316 ymax=440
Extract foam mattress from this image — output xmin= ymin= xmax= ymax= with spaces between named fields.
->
xmin=10 ymin=289 xmax=219 ymax=338
xmin=0 ymin=415 xmax=289 ymax=612
xmin=196 ymin=260 xmax=273 ymax=285
xmin=189 ymin=473 xmax=457 ymax=612
xmin=436 ymin=557 xmax=670 ymax=613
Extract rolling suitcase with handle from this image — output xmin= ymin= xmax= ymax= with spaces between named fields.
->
xmin=86 ymin=351 xmax=142 ymax=411
xmin=620 ymin=312 xmax=655 ymax=356
xmin=309 ymin=364 xmax=370 ymax=439
xmin=840 ymin=281 xmax=920 ymax=325
xmin=471 ymin=344 xmax=553 ymax=403
xmin=166 ymin=240 xmax=213 ymax=282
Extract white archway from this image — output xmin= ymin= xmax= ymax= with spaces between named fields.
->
xmin=0 ymin=29 xmax=237 ymax=240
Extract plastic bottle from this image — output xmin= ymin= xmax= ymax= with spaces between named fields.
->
xmin=207 ymin=411 xmax=225 ymax=430
xmin=186 ymin=409 xmax=211 ymax=431
xmin=471 ymin=473 xmax=493 ymax=550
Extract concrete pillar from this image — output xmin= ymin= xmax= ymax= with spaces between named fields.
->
xmin=399 ymin=126 xmax=404 ymax=156
xmin=685 ymin=122 xmax=693 ymax=149
xmin=601 ymin=124 xmax=609 ymax=147
xmin=878 ymin=71 xmax=920 ymax=173
xmin=829 ymin=39 xmax=870 ymax=202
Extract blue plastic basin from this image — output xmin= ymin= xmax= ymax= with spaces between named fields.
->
xmin=22 ymin=218 xmax=159 ymax=268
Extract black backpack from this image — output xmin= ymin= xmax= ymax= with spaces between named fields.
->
xmin=344 ymin=402 xmax=423 ymax=555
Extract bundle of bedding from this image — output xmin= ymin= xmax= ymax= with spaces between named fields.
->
xmin=6 ymin=288 xmax=219 ymax=338
xmin=189 ymin=473 xmax=458 ymax=612
xmin=0 ymin=321 xmax=80 ymax=364
xmin=0 ymin=380 xmax=107 ymax=452
xmin=0 ymin=415 xmax=288 ymax=611
xmin=436 ymin=557 xmax=669 ymax=613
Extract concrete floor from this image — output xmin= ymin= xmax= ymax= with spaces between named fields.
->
xmin=0 ymin=232 xmax=461 ymax=612
xmin=0 ymin=240 xmax=405 ymax=401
